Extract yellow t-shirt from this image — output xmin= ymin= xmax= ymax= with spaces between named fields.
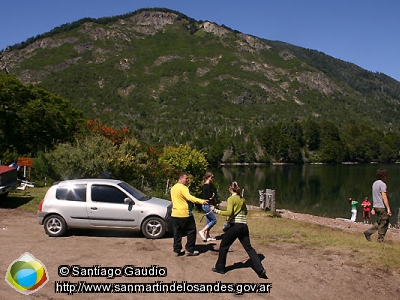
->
xmin=170 ymin=183 xmax=206 ymax=218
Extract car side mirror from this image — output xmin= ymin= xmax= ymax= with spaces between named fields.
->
xmin=124 ymin=198 xmax=134 ymax=205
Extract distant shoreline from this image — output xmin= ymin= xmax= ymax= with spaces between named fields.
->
xmin=219 ymin=162 xmax=399 ymax=166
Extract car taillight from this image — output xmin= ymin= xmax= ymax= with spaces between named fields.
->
xmin=38 ymin=199 xmax=44 ymax=212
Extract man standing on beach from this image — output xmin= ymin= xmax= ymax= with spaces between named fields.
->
xmin=364 ymin=169 xmax=392 ymax=242
xmin=170 ymin=172 xmax=208 ymax=256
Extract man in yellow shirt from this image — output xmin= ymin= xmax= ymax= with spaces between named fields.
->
xmin=171 ymin=172 xmax=208 ymax=256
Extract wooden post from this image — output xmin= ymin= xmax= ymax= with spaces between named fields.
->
xmin=397 ymin=208 xmax=400 ymax=229
xmin=165 ymin=179 xmax=170 ymax=194
xmin=260 ymin=189 xmax=276 ymax=211
xmin=266 ymin=189 xmax=272 ymax=210
xmin=270 ymin=189 xmax=276 ymax=212
xmin=259 ymin=190 xmax=265 ymax=209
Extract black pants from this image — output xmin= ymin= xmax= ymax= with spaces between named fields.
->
xmin=171 ymin=215 xmax=197 ymax=253
xmin=215 ymin=223 xmax=264 ymax=275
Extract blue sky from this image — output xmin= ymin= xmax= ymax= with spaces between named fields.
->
xmin=1 ymin=0 xmax=399 ymax=81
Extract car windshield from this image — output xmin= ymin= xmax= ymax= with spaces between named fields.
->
xmin=118 ymin=182 xmax=151 ymax=201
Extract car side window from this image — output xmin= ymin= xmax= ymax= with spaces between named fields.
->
xmin=56 ymin=185 xmax=87 ymax=202
xmin=91 ymin=185 xmax=128 ymax=204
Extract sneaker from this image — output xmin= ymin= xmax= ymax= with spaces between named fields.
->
xmin=258 ymin=269 xmax=269 ymax=279
xmin=174 ymin=251 xmax=185 ymax=257
xmin=364 ymin=231 xmax=371 ymax=241
xmin=207 ymin=237 xmax=216 ymax=241
xmin=211 ymin=267 xmax=225 ymax=274
xmin=198 ymin=231 xmax=207 ymax=242
xmin=185 ymin=250 xmax=200 ymax=256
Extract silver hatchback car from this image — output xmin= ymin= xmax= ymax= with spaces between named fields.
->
xmin=38 ymin=179 xmax=172 ymax=239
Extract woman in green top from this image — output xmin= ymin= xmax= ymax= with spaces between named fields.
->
xmin=211 ymin=181 xmax=268 ymax=279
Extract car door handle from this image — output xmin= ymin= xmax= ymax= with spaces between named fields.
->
xmin=90 ymin=207 xmax=98 ymax=210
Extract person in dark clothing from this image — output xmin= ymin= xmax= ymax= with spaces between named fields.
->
xmin=198 ymin=171 xmax=217 ymax=241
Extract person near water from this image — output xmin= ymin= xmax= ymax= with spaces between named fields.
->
xmin=198 ymin=171 xmax=218 ymax=242
xmin=170 ymin=172 xmax=208 ymax=256
xmin=364 ymin=169 xmax=392 ymax=242
xmin=211 ymin=181 xmax=268 ymax=279
xmin=361 ymin=197 xmax=372 ymax=224
xmin=348 ymin=197 xmax=358 ymax=222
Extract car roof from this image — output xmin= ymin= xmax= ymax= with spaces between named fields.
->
xmin=53 ymin=179 xmax=124 ymax=186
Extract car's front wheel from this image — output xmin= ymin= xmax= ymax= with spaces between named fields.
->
xmin=0 ymin=192 xmax=9 ymax=199
xmin=141 ymin=217 xmax=166 ymax=239
xmin=44 ymin=215 xmax=67 ymax=237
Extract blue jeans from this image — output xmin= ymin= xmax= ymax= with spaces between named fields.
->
xmin=202 ymin=204 xmax=217 ymax=228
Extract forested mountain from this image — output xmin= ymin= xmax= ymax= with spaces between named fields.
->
xmin=2 ymin=8 xmax=400 ymax=164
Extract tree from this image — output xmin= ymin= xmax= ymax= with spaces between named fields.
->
xmin=303 ymin=119 xmax=321 ymax=151
xmin=76 ymin=119 xmax=130 ymax=145
xmin=379 ymin=143 xmax=396 ymax=163
xmin=0 ymin=73 xmax=83 ymax=159
xmin=35 ymin=135 xmax=152 ymax=187
xmin=318 ymin=122 xmax=343 ymax=163
xmin=383 ymin=132 xmax=400 ymax=161
xmin=158 ymin=145 xmax=208 ymax=196
xmin=260 ymin=124 xmax=283 ymax=162
xmin=281 ymin=121 xmax=304 ymax=147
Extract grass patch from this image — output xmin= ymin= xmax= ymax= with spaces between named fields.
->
xmin=194 ymin=209 xmax=400 ymax=272
xmin=3 ymin=187 xmax=48 ymax=212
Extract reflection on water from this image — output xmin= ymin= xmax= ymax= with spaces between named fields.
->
xmin=211 ymin=164 xmax=399 ymax=224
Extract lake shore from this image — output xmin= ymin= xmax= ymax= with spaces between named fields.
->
xmin=220 ymin=200 xmax=400 ymax=242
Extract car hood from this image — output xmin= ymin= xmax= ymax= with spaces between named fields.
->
xmin=143 ymin=197 xmax=171 ymax=208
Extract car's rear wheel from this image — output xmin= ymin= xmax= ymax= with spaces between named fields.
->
xmin=141 ymin=217 xmax=166 ymax=239
xmin=44 ymin=215 xmax=67 ymax=237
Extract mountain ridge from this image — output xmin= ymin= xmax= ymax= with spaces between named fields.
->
xmin=2 ymin=7 xmax=400 ymax=163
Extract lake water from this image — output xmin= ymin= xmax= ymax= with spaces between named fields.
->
xmin=211 ymin=164 xmax=400 ymax=224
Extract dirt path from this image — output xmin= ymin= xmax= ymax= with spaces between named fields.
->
xmin=0 ymin=207 xmax=399 ymax=299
